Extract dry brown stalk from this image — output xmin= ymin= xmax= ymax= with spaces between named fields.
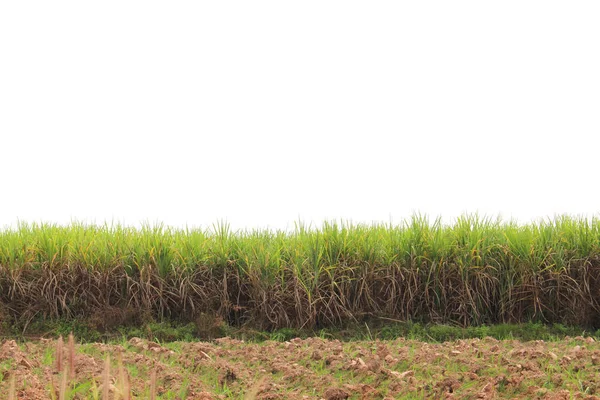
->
xmin=103 ymin=355 xmax=110 ymax=400
xmin=149 ymin=368 xmax=157 ymax=400
xmin=59 ymin=366 xmax=68 ymax=400
xmin=116 ymin=352 xmax=131 ymax=400
xmin=47 ymin=373 xmax=57 ymax=400
xmin=55 ymin=335 xmax=63 ymax=373
xmin=123 ymin=372 xmax=131 ymax=400
xmin=8 ymin=374 xmax=16 ymax=400
xmin=68 ymin=332 xmax=75 ymax=380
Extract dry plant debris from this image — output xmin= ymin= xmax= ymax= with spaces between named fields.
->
xmin=1 ymin=335 xmax=600 ymax=398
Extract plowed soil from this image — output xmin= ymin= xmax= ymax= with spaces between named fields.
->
xmin=2 ymin=335 xmax=600 ymax=399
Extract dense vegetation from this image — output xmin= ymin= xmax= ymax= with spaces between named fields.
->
xmin=1 ymin=215 xmax=599 ymax=333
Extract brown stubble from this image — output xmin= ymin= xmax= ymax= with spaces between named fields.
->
xmin=55 ymin=335 xmax=63 ymax=373
xmin=116 ymin=351 xmax=131 ymax=400
xmin=149 ymin=368 xmax=157 ymax=400
xmin=58 ymin=365 xmax=68 ymax=400
xmin=68 ymin=332 xmax=75 ymax=380
xmin=103 ymin=354 xmax=110 ymax=400
xmin=8 ymin=373 xmax=16 ymax=400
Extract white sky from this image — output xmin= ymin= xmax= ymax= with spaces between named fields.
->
xmin=1 ymin=1 xmax=599 ymax=231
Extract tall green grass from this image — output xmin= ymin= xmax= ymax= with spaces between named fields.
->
xmin=1 ymin=215 xmax=599 ymax=331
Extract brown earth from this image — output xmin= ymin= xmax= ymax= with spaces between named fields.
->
xmin=1 ymin=335 xmax=600 ymax=399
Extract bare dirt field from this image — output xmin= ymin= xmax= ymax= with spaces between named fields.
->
xmin=2 ymin=335 xmax=600 ymax=399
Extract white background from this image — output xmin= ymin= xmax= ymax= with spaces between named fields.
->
xmin=1 ymin=1 xmax=599 ymax=231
